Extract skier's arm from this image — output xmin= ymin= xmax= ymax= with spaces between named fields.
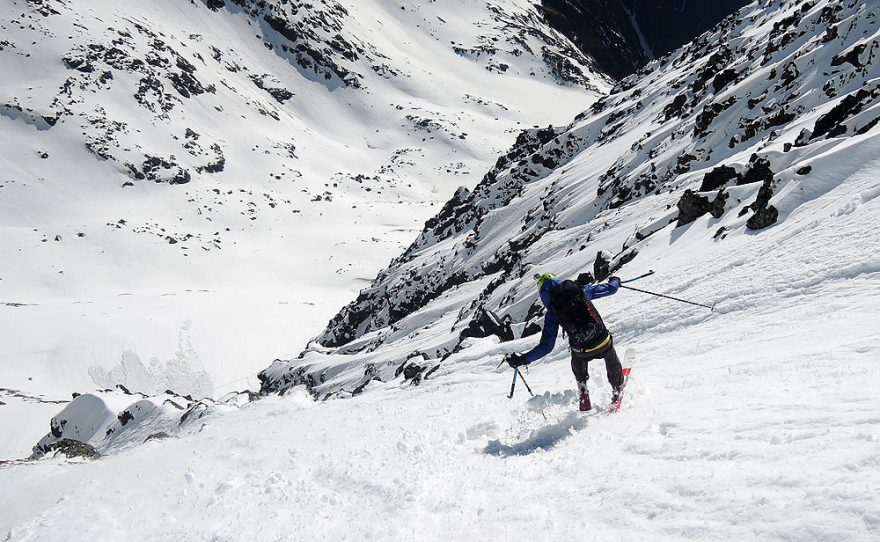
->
xmin=583 ymin=277 xmax=621 ymax=300
xmin=523 ymin=311 xmax=559 ymax=363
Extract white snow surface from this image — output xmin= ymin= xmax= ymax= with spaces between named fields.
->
xmin=0 ymin=0 xmax=608 ymax=457
xmin=2 ymin=0 xmax=880 ymax=539
xmin=2 ymin=268 xmax=879 ymax=539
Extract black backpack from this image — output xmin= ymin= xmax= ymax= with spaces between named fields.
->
xmin=549 ymin=280 xmax=608 ymax=350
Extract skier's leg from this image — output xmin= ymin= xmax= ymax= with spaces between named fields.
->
xmin=571 ymin=351 xmax=591 ymax=411
xmin=602 ymin=341 xmax=625 ymax=390
xmin=570 ymin=351 xmax=589 ymax=387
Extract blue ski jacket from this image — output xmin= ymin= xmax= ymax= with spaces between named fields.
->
xmin=523 ymin=277 xmax=620 ymax=363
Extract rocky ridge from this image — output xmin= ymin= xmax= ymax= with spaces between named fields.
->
xmin=258 ymin=0 xmax=880 ymax=398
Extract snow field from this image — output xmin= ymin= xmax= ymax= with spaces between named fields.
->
xmin=3 ymin=175 xmax=879 ymax=539
xmin=2 ymin=273 xmax=878 ymax=541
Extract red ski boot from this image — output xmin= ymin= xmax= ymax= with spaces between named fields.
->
xmin=578 ymin=391 xmax=592 ymax=412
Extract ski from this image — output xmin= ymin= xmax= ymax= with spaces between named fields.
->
xmin=608 ymin=348 xmax=634 ymax=413
xmin=608 ymin=367 xmax=631 ymax=413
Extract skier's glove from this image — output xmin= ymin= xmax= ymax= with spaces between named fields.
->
xmin=608 ymin=276 xmax=621 ymax=285
xmin=506 ymin=353 xmax=528 ymax=368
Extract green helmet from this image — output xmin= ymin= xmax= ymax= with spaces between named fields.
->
xmin=535 ymin=272 xmax=557 ymax=290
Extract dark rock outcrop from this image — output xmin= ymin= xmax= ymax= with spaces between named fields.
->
xmin=38 ymin=438 xmax=101 ymax=460
xmin=459 ymin=310 xmax=514 ymax=343
xmin=593 ymin=251 xmax=613 ymax=282
xmin=699 ymin=165 xmax=740 ymax=192
xmin=746 ymin=180 xmax=778 ymax=230
xmin=676 ymin=189 xmax=729 ymax=226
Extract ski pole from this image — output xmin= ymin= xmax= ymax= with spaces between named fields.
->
xmin=507 ymin=368 xmax=518 ymax=399
xmin=620 ymin=270 xmax=655 ymax=284
xmin=620 ymin=284 xmax=715 ymax=311
xmin=516 ymin=368 xmax=535 ymax=397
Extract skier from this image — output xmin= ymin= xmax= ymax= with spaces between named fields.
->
xmin=506 ymin=273 xmax=624 ymax=411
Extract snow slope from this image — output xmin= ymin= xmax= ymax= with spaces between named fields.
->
xmin=0 ymin=0 xmax=609 ymax=457
xmin=2 ymin=249 xmax=879 ymax=539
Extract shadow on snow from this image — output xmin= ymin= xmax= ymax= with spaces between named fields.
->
xmin=483 ymin=411 xmax=591 ymax=457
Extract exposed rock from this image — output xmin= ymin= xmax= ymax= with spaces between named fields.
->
xmin=712 ymin=68 xmax=738 ymax=93
xmin=402 ymin=363 xmax=423 ymax=381
xmin=117 ymin=410 xmax=134 ymax=426
xmin=593 ymin=250 xmax=613 ymax=282
xmin=459 ymin=310 xmax=514 ymax=343
xmin=831 ymin=43 xmax=867 ymax=68
xmin=746 ymin=204 xmax=778 ymax=230
xmin=257 ymin=362 xmax=319 ymax=396
xmin=709 ymin=191 xmax=729 ymax=218
xmin=609 ymin=248 xmax=639 ymax=276
xmin=694 ymin=97 xmax=736 ymax=136
xmin=250 ymin=74 xmax=294 ymax=103
xmin=663 ymin=94 xmax=688 ymax=121
xmin=676 ymin=189 xmax=729 ymax=226
xmin=746 ymin=180 xmax=778 ymax=230
xmin=38 ymin=438 xmax=101 ymax=460
xmin=738 ymin=156 xmax=774 ymax=185
xmin=144 ymin=432 xmax=171 ymax=442
xmin=811 ymin=87 xmax=879 ymax=141
xmin=699 ymin=165 xmax=740 ymax=191
xmin=856 ymin=116 xmax=880 ymax=135
xmin=522 ymin=322 xmax=542 ymax=337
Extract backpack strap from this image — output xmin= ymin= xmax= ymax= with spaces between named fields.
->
xmin=569 ymin=333 xmax=611 ymax=353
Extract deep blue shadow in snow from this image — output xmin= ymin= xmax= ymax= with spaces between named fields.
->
xmin=483 ymin=412 xmax=591 ymax=456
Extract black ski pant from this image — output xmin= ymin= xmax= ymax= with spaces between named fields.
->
xmin=570 ymin=340 xmax=624 ymax=390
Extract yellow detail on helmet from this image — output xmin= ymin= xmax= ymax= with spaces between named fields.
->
xmin=536 ymin=273 xmax=557 ymax=290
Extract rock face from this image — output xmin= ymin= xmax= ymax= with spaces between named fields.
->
xmin=39 ymin=438 xmax=101 ymax=460
xmin=258 ymin=0 xmax=880 ymax=399
xmin=676 ymin=189 xmax=728 ymax=227
xmin=540 ymin=0 xmax=749 ymax=78
xmin=746 ymin=180 xmax=779 ymax=231
xmin=316 ymin=124 xmax=577 ymax=348
xmin=460 ymin=310 xmax=514 ymax=343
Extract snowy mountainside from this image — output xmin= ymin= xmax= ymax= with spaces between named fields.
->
xmin=3 ymin=2 xmax=880 ymax=538
xmin=259 ymin=0 xmax=880 ymax=397
xmin=0 ymin=0 xmax=610 ymax=456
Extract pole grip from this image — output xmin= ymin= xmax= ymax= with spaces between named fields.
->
xmin=620 ymin=270 xmax=655 ymax=284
